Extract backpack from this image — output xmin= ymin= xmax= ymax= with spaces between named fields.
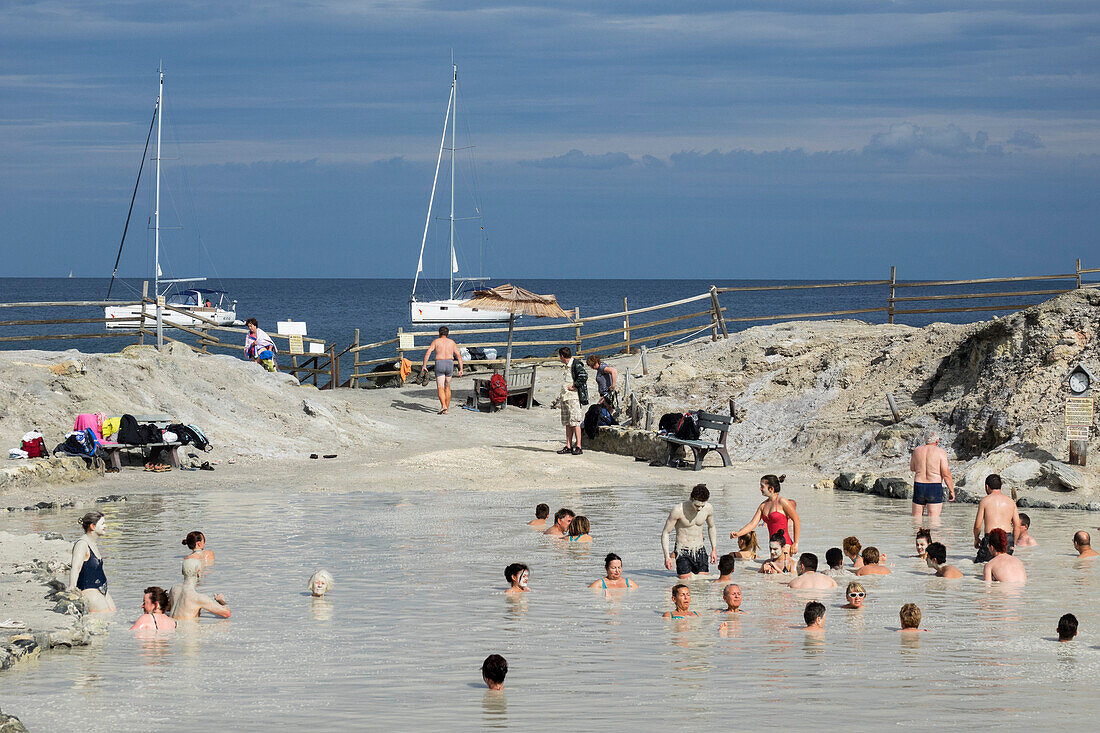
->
xmin=489 ymin=373 xmax=508 ymax=405
xmin=168 ymin=423 xmax=213 ymax=452
xmin=117 ymin=414 xmax=143 ymax=444
xmin=675 ymin=412 xmax=700 ymax=441
xmin=138 ymin=424 xmax=163 ymax=444
xmin=55 ymin=428 xmax=101 ymax=463
xmin=20 ymin=431 xmax=49 ymax=459
xmin=571 ymin=359 xmax=589 ymax=406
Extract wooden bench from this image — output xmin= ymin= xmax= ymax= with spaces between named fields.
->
xmin=101 ymin=413 xmax=185 ymax=470
xmin=472 ymin=366 xmax=538 ymax=411
xmin=658 ymin=411 xmax=733 ymax=471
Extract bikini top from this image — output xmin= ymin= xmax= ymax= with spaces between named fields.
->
xmin=601 ymin=577 xmax=631 ymax=589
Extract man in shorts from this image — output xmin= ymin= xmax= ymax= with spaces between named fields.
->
xmin=910 ymin=431 xmax=955 ymax=518
xmin=661 ymin=484 xmax=719 ymax=579
xmin=421 ymin=326 xmax=464 ymax=414
xmin=555 ymin=347 xmax=586 ymax=455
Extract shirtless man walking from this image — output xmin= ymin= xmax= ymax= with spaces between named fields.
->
xmin=973 ymin=474 xmax=1022 ymax=563
xmin=420 ymin=326 xmax=464 ymax=414
xmin=168 ymin=558 xmax=231 ymax=621
xmin=910 ymin=431 xmax=955 ymax=519
xmin=661 ymin=484 xmax=719 ymax=579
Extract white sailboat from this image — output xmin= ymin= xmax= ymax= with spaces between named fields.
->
xmin=410 ymin=63 xmax=510 ymax=324
xmin=105 ymin=68 xmax=238 ymax=330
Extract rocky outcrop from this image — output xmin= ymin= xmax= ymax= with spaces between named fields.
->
xmin=0 ymin=456 xmax=103 ymax=496
xmin=0 ymin=707 xmax=28 ymax=732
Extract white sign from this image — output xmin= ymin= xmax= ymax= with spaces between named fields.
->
xmin=309 ymin=342 xmax=325 ymax=354
xmin=1067 ymin=425 xmax=1091 ymax=441
xmin=156 ymin=295 xmax=166 ymax=308
xmin=277 ymin=320 xmax=308 ymax=336
xmin=399 ymin=333 xmax=415 ymax=350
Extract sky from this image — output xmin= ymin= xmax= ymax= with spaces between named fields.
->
xmin=1 ymin=1 xmax=1099 ymax=281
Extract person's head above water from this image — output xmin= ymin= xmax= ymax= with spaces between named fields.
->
xmin=825 ymin=547 xmax=843 ymax=570
xmin=554 ymin=508 xmax=575 ymax=528
xmin=985 ymin=473 xmax=1003 ymax=493
xmin=738 ymin=531 xmax=759 ymax=554
xmin=535 ymin=504 xmax=549 ymax=520
xmin=1073 ymin=530 xmax=1091 ymax=549
xmin=308 ymin=570 xmax=334 ymax=597
xmin=143 ymin=586 xmax=170 ymax=614
xmin=845 ymin=582 xmax=866 ymax=607
xmin=925 ymin=542 xmax=948 ymax=567
xmin=182 ymin=531 xmax=206 ymax=551
xmin=861 ymin=547 xmax=881 ymax=565
xmin=760 ymin=474 xmax=785 ymax=496
xmin=689 ymin=484 xmax=709 ymax=508
xmin=79 ymin=511 xmax=105 ymax=534
xmin=988 ymin=528 xmax=1009 ymax=554
xmin=604 ymin=553 xmax=623 ymax=579
xmin=797 ymin=553 xmax=818 ymax=574
xmin=504 ymin=563 xmax=529 ymax=588
xmin=804 ymin=601 xmax=826 ymax=627
xmin=482 ymin=654 xmax=508 ymax=690
xmin=723 ymin=584 xmax=742 ymax=608
xmin=915 ymin=528 xmax=932 ymax=556
xmin=717 ymin=554 xmax=736 ymax=576
xmin=181 ymin=557 xmax=203 ymax=580
xmin=843 ymin=536 xmax=862 ymax=558
xmin=567 ymin=515 xmax=590 ymax=537
xmin=768 ymin=535 xmax=784 ymax=560
xmin=1019 ymin=513 xmax=1031 ymax=531
xmin=899 ymin=603 xmax=922 ymax=630
xmin=671 ymin=584 xmax=691 ymax=607
xmin=1057 ymin=613 xmax=1078 ymax=642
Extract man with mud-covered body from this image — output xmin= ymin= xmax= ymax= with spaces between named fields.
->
xmin=169 ymin=558 xmax=231 ymax=621
xmin=661 ymin=484 xmax=719 ymax=579
xmin=973 ymin=474 xmax=1022 ymax=563
xmin=910 ymin=432 xmax=955 ymax=518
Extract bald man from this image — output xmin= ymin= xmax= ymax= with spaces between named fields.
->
xmin=910 ymin=431 xmax=955 ymax=519
xmin=1073 ymin=531 xmax=1099 ymax=559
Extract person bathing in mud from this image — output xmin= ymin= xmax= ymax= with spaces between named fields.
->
xmin=731 ymin=474 xmax=800 ymax=557
xmin=662 ymin=584 xmax=700 ymax=619
xmin=925 ymin=542 xmax=964 ymax=579
xmin=130 ymin=587 xmax=176 ymax=631
xmin=68 ymin=511 xmax=116 ymax=613
xmin=910 ymin=431 xmax=955 ymax=519
xmin=855 ymin=546 xmax=890 ymax=576
xmin=661 ymin=484 xmax=719 ymax=579
xmin=759 ymin=532 xmax=796 ymax=574
xmin=914 ymin=528 xmax=932 ymax=559
xmin=787 ymin=552 xmax=838 ymax=590
xmin=169 ymin=558 xmax=231 ymax=621
xmin=544 ymin=508 xmax=575 ymax=537
xmin=983 ymin=529 xmax=1026 ymax=584
xmin=528 ymin=504 xmax=550 ymax=529
xmin=589 ymin=553 xmax=637 ymax=590
xmin=505 ymin=563 xmax=530 ymax=595
xmin=182 ymin=530 xmax=215 ymax=565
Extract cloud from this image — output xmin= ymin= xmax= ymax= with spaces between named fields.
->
xmin=1006 ymin=130 xmax=1044 ymax=149
xmin=518 ymin=149 xmax=634 ymax=169
xmin=862 ymin=123 xmax=991 ymax=159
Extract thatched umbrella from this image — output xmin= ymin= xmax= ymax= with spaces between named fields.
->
xmin=461 ymin=284 xmax=571 ymax=378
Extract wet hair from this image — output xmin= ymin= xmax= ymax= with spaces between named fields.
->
xmin=988 ymin=528 xmax=1008 ymax=554
xmin=926 ymin=542 xmax=948 ymax=565
xmin=769 ymin=530 xmax=787 ymax=546
xmin=245 ymin=317 xmax=258 ymax=328
xmin=482 ymin=654 xmax=508 ymax=685
xmin=671 ymin=583 xmax=689 ymax=599
xmin=535 ymin=503 xmax=550 ymax=519
xmin=504 ymin=563 xmax=529 ymax=584
xmin=308 ymin=569 xmax=334 ymax=594
xmin=690 ymin=484 xmax=710 ymax=503
xmin=915 ymin=528 xmax=932 ymax=543
xmin=738 ymin=532 xmax=759 ymax=554
xmin=604 ymin=553 xmax=621 ymax=570
xmin=438 ymin=326 xmax=449 ymax=336
xmin=1019 ymin=513 xmax=1031 ymax=529
xmin=143 ymin=586 xmax=170 ymax=613
xmin=843 ymin=536 xmax=862 ymax=556
xmin=554 ymin=508 xmax=575 ymax=523
xmin=861 ymin=546 xmax=881 ymax=565
xmin=717 ymin=554 xmax=736 ymax=575
xmin=900 ymin=603 xmax=922 ymax=630
xmin=557 ymin=346 xmax=572 ymax=359
xmin=985 ymin=474 xmax=1003 ymax=491
xmin=567 ymin=515 xmax=590 ymax=537
xmin=846 ymin=581 xmax=866 ymax=597
xmin=79 ymin=511 xmax=105 ymax=532
xmin=825 ymin=548 xmax=843 ymax=569
xmin=181 ymin=557 xmax=203 ymax=579
xmin=1057 ymin=613 xmax=1078 ymax=641
xmin=761 ymin=474 xmax=785 ymax=493
xmin=182 ymin=530 xmax=205 ymax=551
xmin=585 ymin=354 xmax=601 ymax=368
xmin=799 ymin=553 xmax=818 ymax=572
xmin=1074 ymin=530 xmax=1091 ymax=547
xmin=804 ymin=601 xmax=826 ymax=625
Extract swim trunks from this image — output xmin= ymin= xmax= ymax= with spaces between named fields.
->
xmin=675 ymin=547 xmax=708 ymax=575
xmin=434 ymin=358 xmax=454 ymax=378
xmin=974 ymin=532 xmax=1015 ymax=563
xmin=912 ymin=481 xmax=944 ymax=505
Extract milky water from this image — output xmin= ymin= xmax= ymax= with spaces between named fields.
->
xmin=1 ymin=481 xmax=1098 ymax=730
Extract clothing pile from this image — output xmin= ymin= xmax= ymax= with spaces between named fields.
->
xmin=9 ymin=430 xmax=50 ymax=460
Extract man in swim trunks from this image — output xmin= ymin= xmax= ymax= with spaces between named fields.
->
xmin=973 ymin=474 xmax=1022 ymax=563
xmin=420 ymin=326 xmax=464 ymax=414
xmin=1073 ymin=530 xmax=1099 ymax=558
xmin=168 ymin=558 xmax=232 ymax=621
xmin=787 ymin=553 xmax=838 ymax=590
xmin=661 ymin=484 xmax=719 ymax=579
xmin=910 ymin=431 xmax=955 ymax=519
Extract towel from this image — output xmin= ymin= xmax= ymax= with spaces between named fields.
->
xmin=399 ymin=358 xmax=413 ymax=384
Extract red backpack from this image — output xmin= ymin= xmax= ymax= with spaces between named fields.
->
xmin=21 ymin=434 xmax=49 ymax=458
xmin=488 ymin=373 xmax=508 ymax=405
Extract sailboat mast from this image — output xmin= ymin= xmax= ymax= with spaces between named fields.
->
xmin=412 ymin=80 xmax=453 ymax=300
xmin=448 ymin=62 xmax=457 ymax=301
xmin=154 ymin=67 xmax=163 ymax=297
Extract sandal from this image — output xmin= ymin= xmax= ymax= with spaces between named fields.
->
xmin=144 ymin=464 xmax=156 ymax=472
xmin=199 ymin=462 xmax=214 ymax=471
xmin=572 ymin=447 xmax=583 ymax=455
xmin=556 ymin=446 xmax=573 ymax=454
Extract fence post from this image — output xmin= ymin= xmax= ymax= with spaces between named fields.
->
xmin=640 ymin=344 xmax=649 ymax=376
xmin=622 ymin=296 xmax=631 ymax=350
xmin=1076 ymin=258 xmax=1082 ymax=289
xmin=888 ymin=266 xmax=896 ymax=325
xmin=137 ymin=281 xmax=148 ymax=346
xmin=645 ymin=402 xmax=653 ymax=431
xmin=352 ymin=328 xmax=360 ymax=389
xmin=709 ymin=285 xmax=728 ymax=339
xmin=574 ymin=308 xmax=582 ymax=355
xmin=329 ymin=345 xmax=337 ymax=390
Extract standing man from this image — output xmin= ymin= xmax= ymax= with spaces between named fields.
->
xmin=555 ymin=347 xmax=587 ymax=455
xmin=973 ymin=474 xmax=1022 ymax=563
xmin=910 ymin=431 xmax=955 ymax=518
xmin=661 ymin=484 xmax=719 ymax=579
xmin=421 ymin=326 xmax=463 ymax=414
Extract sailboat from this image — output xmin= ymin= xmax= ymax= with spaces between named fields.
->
xmin=409 ymin=63 xmax=510 ymax=324
xmin=104 ymin=69 xmax=239 ymax=330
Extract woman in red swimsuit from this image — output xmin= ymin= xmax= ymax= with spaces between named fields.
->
xmin=730 ymin=474 xmax=801 ymax=554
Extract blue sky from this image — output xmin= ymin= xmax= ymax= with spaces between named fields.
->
xmin=2 ymin=1 xmax=1098 ymax=280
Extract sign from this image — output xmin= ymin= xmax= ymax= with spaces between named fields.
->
xmin=287 ymin=335 xmax=304 ymax=355
xmin=156 ymin=295 xmax=166 ymax=308
xmin=277 ymin=320 xmax=308 ymax=336
xmin=1067 ymin=425 xmax=1091 ymax=441
xmin=309 ymin=342 xmax=325 ymax=354
xmin=1065 ymin=397 xmax=1095 ymax=427
xmin=399 ymin=333 xmax=415 ymax=350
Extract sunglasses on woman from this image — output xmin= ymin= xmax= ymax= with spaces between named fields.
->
xmin=847 ymin=592 xmax=865 ymax=599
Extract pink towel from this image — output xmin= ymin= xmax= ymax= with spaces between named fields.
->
xmin=73 ymin=413 xmax=104 ymax=442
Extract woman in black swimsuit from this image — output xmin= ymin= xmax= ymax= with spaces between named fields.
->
xmin=68 ymin=511 xmax=116 ymax=613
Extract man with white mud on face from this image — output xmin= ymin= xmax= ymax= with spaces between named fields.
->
xmin=661 ymin=484 xmax=719 ymax=579
xmin=168 ymin=558 xmax=231 ymax=621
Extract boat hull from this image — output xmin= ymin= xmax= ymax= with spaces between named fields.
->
xmin=410 ymin=299 xmax=513 ymax=324
xmin=104 ymin=304 xmax=238 ymax=330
